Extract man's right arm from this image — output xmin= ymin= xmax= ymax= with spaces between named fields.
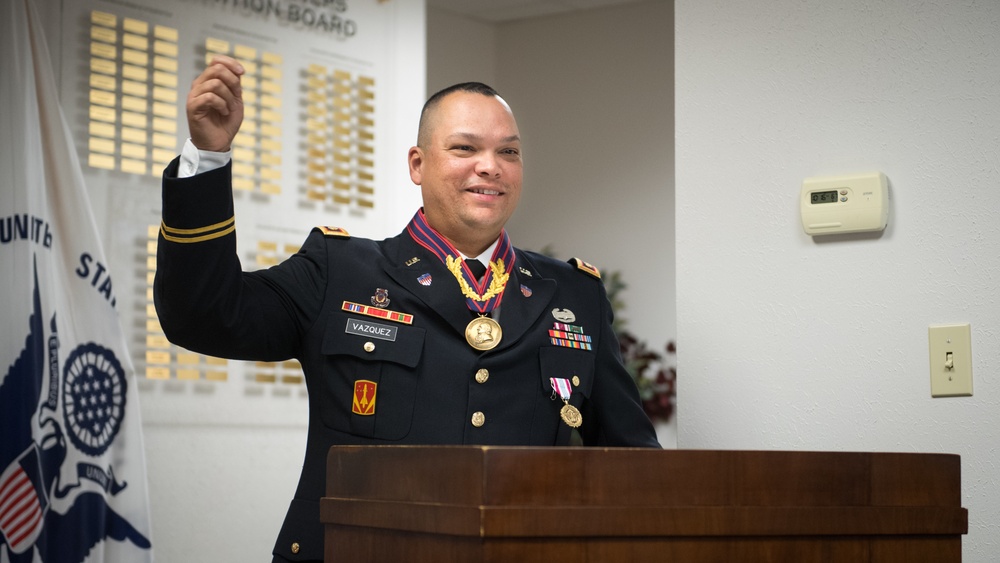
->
xmin=154 ymin=157 xmax=326 ymax=362
xmin=154 ymin=56 xmax=324 ymax=361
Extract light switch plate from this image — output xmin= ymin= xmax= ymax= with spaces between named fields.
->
xmin=928 ymin=324 xmax=973 ymax=397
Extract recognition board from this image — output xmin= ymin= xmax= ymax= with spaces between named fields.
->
xmin=46 ymin=0 xmax=425 ymax=424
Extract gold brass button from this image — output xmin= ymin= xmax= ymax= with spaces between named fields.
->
xmin=291 ymin=542 xmax=300 ymax=554
xmin=471 ymin=411 xmax=485 ymax=427
xmin=475 ymin=368 xmax=489 ymax=384
xmin=363 ymin=341 xmax=375 ymax=352
xmin=572 ymin=375 xmax=580 ymax=387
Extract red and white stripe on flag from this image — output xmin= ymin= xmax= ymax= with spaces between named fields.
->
xmin=0 ymin=462 xmax=44 ymax=554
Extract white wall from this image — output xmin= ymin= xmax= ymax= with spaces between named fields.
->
xmin=142 ymin=422 xmax=304 ymax=561
xmin=676 ymin=0 xmax=999 ymax=559
xmin=426 ymin=7 xmax=498 ymax=93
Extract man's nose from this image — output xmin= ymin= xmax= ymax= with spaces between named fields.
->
xmin=475 ymin=153 xmax=501 ymax=178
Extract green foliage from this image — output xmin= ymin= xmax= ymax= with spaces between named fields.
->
xmin=600 ymin=258 xmax=675 ymax=422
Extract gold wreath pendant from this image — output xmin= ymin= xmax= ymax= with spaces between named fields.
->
xmin=447 ymin=256 xmax=509 ymax=302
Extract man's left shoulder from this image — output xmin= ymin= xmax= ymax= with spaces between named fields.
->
xmin=566 ymin=257 xmax=602 ymax=280
xmin=517 ymin=250 xmax=603 ymax=282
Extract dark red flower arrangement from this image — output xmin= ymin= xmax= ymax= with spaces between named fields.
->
xmin=619 ymin=334 xmax=676 ymax=423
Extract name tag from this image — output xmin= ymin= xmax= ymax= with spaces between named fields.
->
xmin=345 ymin=318 xmax=398 ymax=341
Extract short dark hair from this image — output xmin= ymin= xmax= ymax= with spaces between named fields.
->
xmin=416 ymin=82 xmax=500 ymax=147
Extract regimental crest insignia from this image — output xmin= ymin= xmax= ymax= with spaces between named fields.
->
xmin=521 ymin=284 xmax=533 ymax=297
xmin=371 ymin=288 xmax=390 ymax=308
xmin=352 ymin=380 xmax=377 ymax=415
xmin=417 ymin=273 xmax=432 ymax=286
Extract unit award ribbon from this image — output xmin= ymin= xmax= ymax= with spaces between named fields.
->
xmin=550 ymin=377 xmax=582 ymax=428
xmin=406 ymin=210 xmax=514 ymax=351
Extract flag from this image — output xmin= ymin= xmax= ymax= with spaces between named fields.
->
xmin=0 ymin=0 xmax=154 ymax=561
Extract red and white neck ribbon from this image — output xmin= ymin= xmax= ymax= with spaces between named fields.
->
xmin=550 ymin=377 xmax=572 ymax=402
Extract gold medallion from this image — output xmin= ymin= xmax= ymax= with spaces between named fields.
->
xmin=465 ymin=316 xmax=502 ymax=351
xmin=560 ymin=403 xmax=582 ymax=428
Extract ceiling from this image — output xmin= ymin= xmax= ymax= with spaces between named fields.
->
xmin=425 ymin=0 xmax=646 ymax=23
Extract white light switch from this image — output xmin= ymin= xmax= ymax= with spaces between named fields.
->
xmin=928 ymin=324 xmax=973 ymax=397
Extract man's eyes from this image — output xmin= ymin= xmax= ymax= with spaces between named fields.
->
xmin=447 ymin=145 xmax=520 ymax=157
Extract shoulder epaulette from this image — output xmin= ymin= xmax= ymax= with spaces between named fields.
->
xmin=569 ymin=257 xmax=601 ymax=280
xmin=318 ymin=226 xmax=350 ymax=238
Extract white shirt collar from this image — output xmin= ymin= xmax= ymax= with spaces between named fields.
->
xmin=461 ymin=238 xmax=500 ymax=269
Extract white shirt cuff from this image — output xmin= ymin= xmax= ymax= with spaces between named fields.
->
xmin=178 ymin=138 xmax=231 ymax=178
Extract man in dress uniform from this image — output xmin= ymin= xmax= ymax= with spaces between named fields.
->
xmin=155 ymin=55 xmax=660 ymax=563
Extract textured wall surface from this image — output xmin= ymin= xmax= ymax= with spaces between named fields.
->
xmin=426 ymin=7 xmax=498 ymax=94
xmin=500 ymin=0 xmax=676 ymax=354
xmin=676 ymin=0 xmax=999 ymax=559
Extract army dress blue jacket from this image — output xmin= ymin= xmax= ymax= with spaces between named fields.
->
xmin=154 ymin=159 xmax=660 ymax=562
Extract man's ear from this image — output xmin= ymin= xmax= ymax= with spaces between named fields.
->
xmin=407 ymin=146 xmax=423 ymax=185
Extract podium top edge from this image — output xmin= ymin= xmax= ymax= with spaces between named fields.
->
xmin=327 ymin=445 xmax=961 ymax=458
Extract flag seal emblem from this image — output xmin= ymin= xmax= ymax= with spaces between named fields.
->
xmin=62 ymin=343 xmax=126 ymax=456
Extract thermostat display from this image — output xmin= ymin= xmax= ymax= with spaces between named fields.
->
xmin=811 ymin=190 xmax=839 ymax=204
xmin=800 ymin=172 xmax=889 ymax=236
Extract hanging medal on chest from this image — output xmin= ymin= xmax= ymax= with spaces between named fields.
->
xmin=447 ymin=256 xmax=509 ymax=350
xmin=407 ymin=210 xmax=515 ymax=351
xmin=465 ymin=315 xmax=502 ymax=351
xmin=550 ymin=377 xmax=583 ymax=428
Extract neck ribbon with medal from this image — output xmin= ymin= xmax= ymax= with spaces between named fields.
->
xmin=407 ymin=210 xmax=513 ymax=351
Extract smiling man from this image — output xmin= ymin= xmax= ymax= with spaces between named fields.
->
xmin=154 ymin=57 xmax=660 ymax=563
xmin=409 ymin=83 xmax=523 ymax=258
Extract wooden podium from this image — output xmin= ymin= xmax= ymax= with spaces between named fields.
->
xmin=321 ymin=446 xmax=967 ymax=562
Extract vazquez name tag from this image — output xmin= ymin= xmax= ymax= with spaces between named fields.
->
xmin=345 ymin=318 xmax=398 ymax=341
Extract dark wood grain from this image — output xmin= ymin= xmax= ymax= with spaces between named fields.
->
xmin=322 ymin=447 xmax=967 ymax=562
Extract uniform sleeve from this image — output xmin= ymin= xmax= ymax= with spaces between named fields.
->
xmin=579 ymin=279 xmax=662 ymax=448
xmin=153 ymin=157 xmax=327 ymax=361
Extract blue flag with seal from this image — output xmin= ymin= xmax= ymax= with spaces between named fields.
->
xmin=0 ymin=0 xmax=154 ymax=561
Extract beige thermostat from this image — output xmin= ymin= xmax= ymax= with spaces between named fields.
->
xmin=800 ymin=172 xmax=889 ymax=236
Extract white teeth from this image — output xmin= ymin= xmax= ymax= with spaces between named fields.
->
xmin=473 ymin=189 xmax=500 ymax=195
